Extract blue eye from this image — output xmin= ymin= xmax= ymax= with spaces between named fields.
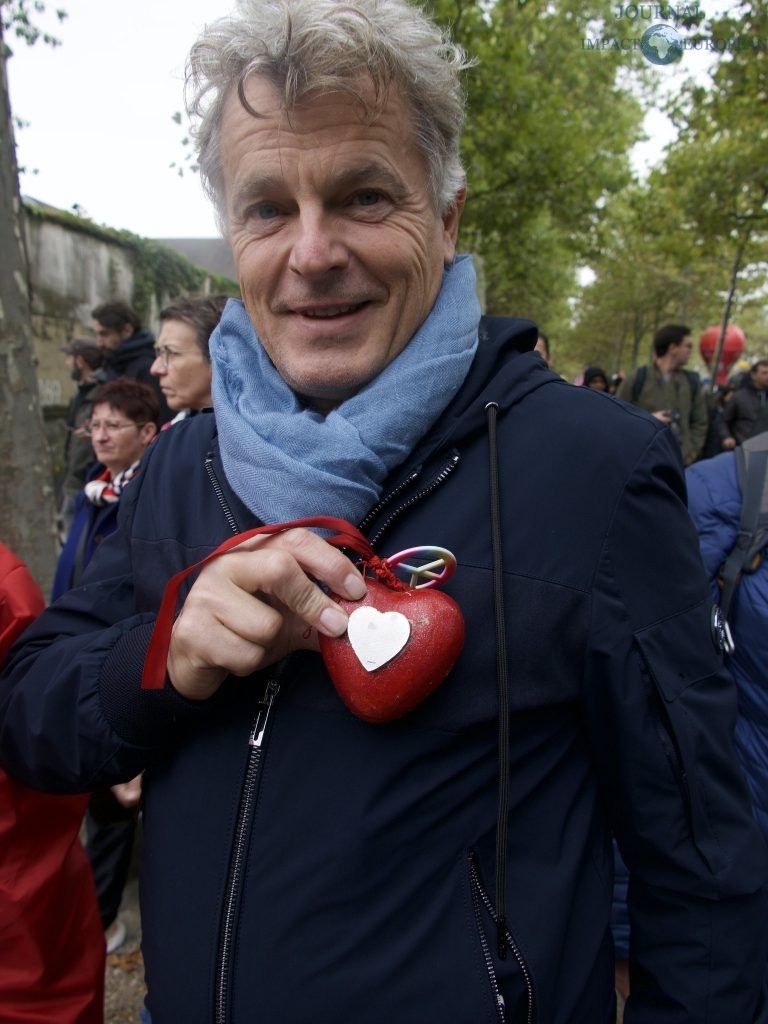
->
xmin=253 ymin=202 xmax=281 ymax=220
xmin=355 ymin=190 xmax=382 ymax=207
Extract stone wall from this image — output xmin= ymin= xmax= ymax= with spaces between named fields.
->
xmin=24 ymin=205 xmax=237 ymax=409
xmin=26 ymin=216 xmax=137 ymax=407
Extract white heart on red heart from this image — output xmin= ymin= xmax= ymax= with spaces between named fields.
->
xmin=319 ymin=576 xmax=465 ymax=723
xmin=348 ymin=606 xmax=411 ymax=670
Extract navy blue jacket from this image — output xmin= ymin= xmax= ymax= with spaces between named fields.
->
xmin=51 ymin=466 xmax=125 ymax=602
xmin=2 ymin=317 xmax=767 ymax=1024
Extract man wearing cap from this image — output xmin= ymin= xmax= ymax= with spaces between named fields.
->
xmin=59 ymin=337 xmax=107 ymax=539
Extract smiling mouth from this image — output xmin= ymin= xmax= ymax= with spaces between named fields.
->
xmin=295 ymin=303 xmax=366 ymax=319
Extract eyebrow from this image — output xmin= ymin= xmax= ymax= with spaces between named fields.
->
xmin=230 ymin=162 xmax=409 ymax=214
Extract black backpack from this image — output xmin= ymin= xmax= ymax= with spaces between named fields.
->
xmin=718 ymin=431 xmax=768 ymax=626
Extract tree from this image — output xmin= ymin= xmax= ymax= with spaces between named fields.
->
xmin=563 ymin=178 xmax=730 ymax=378
xmin=426 ymin=0 xmax=645 ymax=333
xmin=562 ymin=1 xmax=767 ymax=380
xmin=0 ymin=1 xmax=66 ymax=591
xmin=662 ymin=0 xmax=768 ymax=387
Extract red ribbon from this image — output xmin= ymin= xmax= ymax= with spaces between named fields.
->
xmin=141 ymin=516 xmax=404 ymax=690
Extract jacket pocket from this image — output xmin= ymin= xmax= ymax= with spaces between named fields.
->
xmin=467 ymin=851 xmax=537 ymax=1024
xmin=634 ymin=599 xmax=736 ymax=876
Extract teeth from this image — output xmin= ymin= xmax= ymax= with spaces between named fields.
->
xmin=302 ymin=304 xmax=360 ymax=318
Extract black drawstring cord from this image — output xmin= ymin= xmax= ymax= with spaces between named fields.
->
xmin=485 ymin=401 xmax=510 ymax=960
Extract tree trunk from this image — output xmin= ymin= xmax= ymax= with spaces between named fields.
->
xmin=0 ymin=26 xmax=58 ymax=593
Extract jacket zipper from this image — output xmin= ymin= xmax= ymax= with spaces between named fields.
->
xmin=214 ymin=679 xmax=281 ymax=1024
xmin=468 ymin=852 xmax=536 ymax=1024
xmin=204 ymin=453 xmax=275 ymax=1024
xmin=365 ymin=452 xmax=460 ymax=547
xmin=205 ymin=453 xmax=240 ymax=536
xmin=356 ymin=467 xmax=422 ymax=533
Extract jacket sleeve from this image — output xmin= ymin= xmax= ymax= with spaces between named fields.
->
xmin=581 ymin=429 xmax=768 ymax=1024
xmin=688 ymin=379 xmax=709 ymax=460
xmin=616 ymin=371 xmax=636 ymax=406
xmin=721 ymin=393 xmax=739 ymax=440
xmin=0 ymin=445 xmax=214 ymax=794
xmin=686 ymin=457 xmax=741 ymax=584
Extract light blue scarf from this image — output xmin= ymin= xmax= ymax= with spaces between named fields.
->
xmin=210 ymin=254 xmax=480 ymax=526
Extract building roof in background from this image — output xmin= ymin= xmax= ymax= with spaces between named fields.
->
xmin=156 ymin=238 xmax=236 ymax=282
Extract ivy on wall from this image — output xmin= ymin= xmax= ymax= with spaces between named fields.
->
xmin=23 ymin=201 xmax=239 ymax=320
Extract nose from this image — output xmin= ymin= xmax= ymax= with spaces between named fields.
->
xmin=288 ymin=209 xmax=349 ymax=277
xmin=150 ymin=356 xmax=166 ymax=376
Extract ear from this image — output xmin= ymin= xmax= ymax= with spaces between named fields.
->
xmin=120 ymin=323 xmax=135 ymax=341
xmin=140 ymin=422 xmax=158 ymax=447
xmin=441 ymin=186 xmax=466 ymax=266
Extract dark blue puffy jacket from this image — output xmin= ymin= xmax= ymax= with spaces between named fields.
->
xmin=1 ymin=318 xmax=767 ymax=1024
xmin=687 ymin=450 xmax=768 ymax=842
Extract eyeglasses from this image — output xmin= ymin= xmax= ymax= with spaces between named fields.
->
xmin=153 ymin=346 xmax=185 ymax=367
xmin=83 ymin=419 xmax=143 ymax=436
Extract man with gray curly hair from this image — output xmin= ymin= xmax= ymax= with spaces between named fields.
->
xmin=2 ymin=2 xmax=767 ymax=1023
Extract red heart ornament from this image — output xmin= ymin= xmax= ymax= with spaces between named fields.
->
xmin=320 ymin=576 xmax=465 ymax=723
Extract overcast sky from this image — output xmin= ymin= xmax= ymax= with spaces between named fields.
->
xmin=7 ymin=0 xmax=222 ymax=238
xmin=6 ymin=0 xmax=721 ymax=242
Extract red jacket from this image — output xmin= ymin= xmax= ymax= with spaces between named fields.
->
xmin=0 ymin=544 xmax=104 ymax=1023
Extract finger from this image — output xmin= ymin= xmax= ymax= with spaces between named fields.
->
xmin=220 ymin=547 xmax=352 ymax=637
xmin=168 ymin=614 xmax=273 ymax=699
xmin=171 ymin=581 xmax=284 ymax=668
xmin=235 ymin=528 xmax=367 ymax=602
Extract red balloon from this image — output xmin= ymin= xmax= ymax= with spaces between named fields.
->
xmin=699 ymin=325 xmax=745 ymax=384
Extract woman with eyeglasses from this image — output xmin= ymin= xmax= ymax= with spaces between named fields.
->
xmin=150 ymin=295 xmax=229 ymax=425
xmin=50 ymin=377 xmax=160 ymax=956
xmin=52 ymin=377 xmax=160 ymax=601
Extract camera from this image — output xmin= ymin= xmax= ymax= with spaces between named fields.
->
xmin=668 ymin=410 xmax=682 ymax=442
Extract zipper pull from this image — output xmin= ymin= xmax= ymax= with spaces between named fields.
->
xmin=249 ymin=679 xmax=281 ymax=748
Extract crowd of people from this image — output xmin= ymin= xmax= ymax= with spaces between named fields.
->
xmin=568 ymin=323 xmax=768 ymax=466
xmin=1 ymin=2 xmax=767 ymax=1023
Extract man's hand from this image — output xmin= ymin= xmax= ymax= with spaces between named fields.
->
xmin=111 ymin=774 xmax=142 ymax=808
xmin=722 ymin=436 xmax=737 ymax=450
xmin=167 ymin=528 xmax=367 ymax=700
xmin=651 ymin=409 xmax=673 ymax=424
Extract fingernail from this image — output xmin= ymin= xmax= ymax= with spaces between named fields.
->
xmin=343 ymin=571 xmax=367 ymax=600
xmin=319 ymin=605 xmax=348 ymax=637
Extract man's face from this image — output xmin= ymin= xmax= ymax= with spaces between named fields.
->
xmin=751 ymin=364 xmax=768 ymax=391
xmin=669 ymin=335 xmax=693 ymax=369
xmin=93 ymin=321 xmax=133 ymax=351
xmin=151 ymin=319 xmax=212 ymax=412
xmin=219 ymin=77 xmax=462 ymax=408
xmin=89 ymin=402 xmax=155 ymax=476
